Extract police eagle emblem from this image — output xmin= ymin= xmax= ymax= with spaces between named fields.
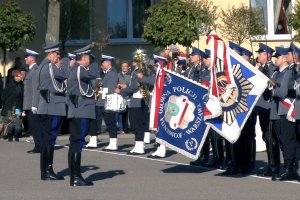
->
xmin=215 ymin=59 xmax=254 ymax=125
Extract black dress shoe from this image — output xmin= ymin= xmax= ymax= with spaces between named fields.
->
xmin=102 ymin=148 xmax=118 ymax=152
xmin=221 ymin=164 xmax=242 ymax=175
xmin=85 ymin=146 xmax=98 ymax=149
xmin=273 ymin=171 xmax=295 ymax=181
xmin=27 ymin=148 xmax=41 ymax=154
xmin=203 ymin=158 xmax=222 ymax=168
xmin=190 ymin=158 xmax=208 ymax=166
xmin=127 ymin=151 xmax=144 ymax=155
xmin=147 ymin=155 xmax=165 ymax=159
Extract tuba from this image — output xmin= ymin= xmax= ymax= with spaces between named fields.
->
xmin=133 ymin=49 xmax=150 ymax=105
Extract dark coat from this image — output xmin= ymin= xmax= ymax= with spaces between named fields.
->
xmin=1 ymin=80 xmax=23 ymax=116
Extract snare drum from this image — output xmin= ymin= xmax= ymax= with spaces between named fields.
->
xmin=105 ymin=93 xmax=127 ymax=112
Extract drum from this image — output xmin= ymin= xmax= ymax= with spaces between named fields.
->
xmin=105 ymin=93 xmax=127 ymax=112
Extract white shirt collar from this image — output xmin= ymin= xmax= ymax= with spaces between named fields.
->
xmin=279 ymin=65 xmax=288 ymax=72
xmin=29 ymin=63 xmax=36 ymax=70
xmin=104 ymin=67 xmax=111 ymax=74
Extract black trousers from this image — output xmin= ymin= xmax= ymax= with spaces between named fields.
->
xmin=69 ymin=118 xmax=96 ymax=153
xmin=128 ymin=107 xmax=145 ymax=141
xmin=95 ymin=106 xmax=105 ymax=134
xmin=104 ymin=111 xmax=118 ymax=138
xmin=234 ymin=113 xmax=256 ymax=167
xmin=26 ymin=110 xmax=41 ymax=148
xmin=38 ymin=115 xmax=62 ymax=147
xmin=294 ymin=121 xmax=300 ymax=161
xmin=143 ymin=107 xmax=150 ymax=132
xmin=257 ymin=112 xmax=272 ymax=144
xmin=274 ymin=115 xmax=296 ymax=162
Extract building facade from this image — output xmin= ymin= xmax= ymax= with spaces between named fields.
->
xmin=0 ymin=0 xmax=297 ymax=74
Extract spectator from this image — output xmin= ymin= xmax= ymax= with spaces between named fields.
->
xmin=6 ymin=57 xmax=23 ymax=85
xmin=1 ymin=70 xmax=24 ymax=141
xmin=117 ymin=61 xmax=131 ymax=134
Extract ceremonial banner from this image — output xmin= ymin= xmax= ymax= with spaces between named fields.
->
xmin=205 ymin=33 xmax=269 ymax=143
xmin=155 ymin=69 xmax=209 ymax=159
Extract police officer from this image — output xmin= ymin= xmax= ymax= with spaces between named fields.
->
xmin=98 ymin=55 xmax=119 ymax=151
xmin=240 ymin=46 xmax=257 ymax=174
xmin=254 ymin=43 xmax=281 ymax=178
xmin=200 ymin=49 xmax=224 ymax=169
xmin=292 ymin=43 xmax=300 ymax=182
xmin=32 ymin=42 xmax=67 ymax=181
xmin=270 ymin=46 xmax=297 ymax=181
xmin=189 ymin=48 xmax=210 ymax=166
xmin=187 ymin=47 xmax=206 ymax=81
xmin=23 ymin=49 xmax=41 ymax=154
xmin=145 ymin=56 xmax=168 ymax=158
xmin=67 ymin=45 xmax=97 ymax=186
xmin=227 ymin=45 xmax=257 ymax=175
xmin=176 ymin=56 xmax=188 ymax=77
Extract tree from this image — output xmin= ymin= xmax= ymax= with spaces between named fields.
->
xmin=46 ymin=0 xmax=60 ymax=45
xmin=92 ymin=30 xmax=111 ymax=55
xmin=0 ymin=1 xmax=36 ymax=82
xmin=143 ymin=0 xmax=217 ymax=48
xmin=219 ymin=4 xmax=265 ymax=45
xmin=289 ymin=0 xmax=300 ymax=42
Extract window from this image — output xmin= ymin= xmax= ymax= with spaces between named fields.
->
xmin=250 ymin=0 xmax=293 ymax=41
xmin=60 ymin=0 xmax=92 ymax=45
xmin=107 ymin=0 xmax=153 ymax=44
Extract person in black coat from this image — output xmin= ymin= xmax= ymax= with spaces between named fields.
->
xmin=1 ymin=70 xmax=24 ymax=141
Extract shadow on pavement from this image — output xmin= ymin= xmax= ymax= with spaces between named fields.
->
xmin=162 ymin=164 xmax=214 ymax=174
xmin=87 ymin=170 xmax=125 ymax=182
xmin=58 ymin=165 xmax=100 ymax=177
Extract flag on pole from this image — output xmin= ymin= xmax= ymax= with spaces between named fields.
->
xmin=205 ymin=32 xmax=269 ymax=143
xmin=153 ymin=69 xmax=209 ymax=159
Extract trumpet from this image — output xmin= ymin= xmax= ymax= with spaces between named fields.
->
xmin=95 ymin=78 xmax=102 ymax=101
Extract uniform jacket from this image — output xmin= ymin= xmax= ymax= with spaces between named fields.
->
xmin=120 ymin=67 xmax=146 ymax=108
xmin=186 ymin=62 xmax=205 ymax=82
xmin=96 ymin=67 xmax=119 ymax=107
xmin=23 ymin=63 xmax=38 ymax=110
xmin=293 ymin=66 xmax=300 ymax=119
xmin=67 ymin=62 xmax=98 ymax=119
xmin=255 ymin=62 xmax=277 ymax=113
xmin=270 ymin=66 xmax=296 ymax=120
xmin=35 ymin=58 xmax=67 ymax=116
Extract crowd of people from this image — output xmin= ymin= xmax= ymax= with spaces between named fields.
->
xmin=0 ymin=40 xmax=300 ymax=187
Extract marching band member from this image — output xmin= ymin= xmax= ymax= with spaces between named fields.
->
xmin=33 ymin=42 xmax=66 ymax=181
xmin=115 ymin=57 xmax=150 ymax=155
xmin=143 ymin=56 xmax=168 ymax=158
xmin=100 ymin=55 xmax=119 ymax=151
xmin=85 ymin=56 xmax=102 ymax=148
xmin=67 ymin=45 xmax=97 ymax=186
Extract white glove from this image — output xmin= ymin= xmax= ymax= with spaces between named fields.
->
xmin=31 ymin=107 xmax=38 ymax=114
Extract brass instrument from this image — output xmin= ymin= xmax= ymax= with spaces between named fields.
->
xmin=134 ymin=49 xmax=150 ymax=105
xmin=95 ymin=78 xmax=102 ymax=101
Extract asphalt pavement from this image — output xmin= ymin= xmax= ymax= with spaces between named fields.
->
xmin=0 ymin=133 xmax=299 ymax=200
